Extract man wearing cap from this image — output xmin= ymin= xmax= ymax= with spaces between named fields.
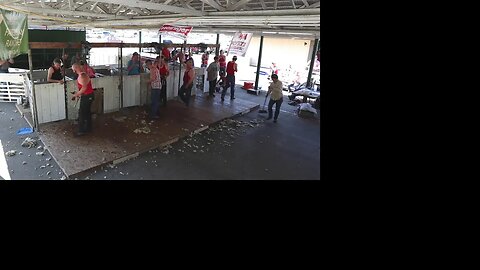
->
xmin=127 ymin=52 xmax=143 ymax=75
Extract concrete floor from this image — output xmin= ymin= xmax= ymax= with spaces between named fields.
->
xmin=0 ymin=103 xmax=65 ymax=180
xmin=1 ymin=84 xmax=320 ymax=180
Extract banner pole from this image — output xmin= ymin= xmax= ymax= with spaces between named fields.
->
xmin=28 ymin=48 xmax=40 ymax=131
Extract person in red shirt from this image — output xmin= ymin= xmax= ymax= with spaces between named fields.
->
xmin=178 ymin=58 xmax=195 ymax=107
xmin=72 ymin=63 xmax=95 ymax=136
xmin=80 ymin=60 xmax=96 ymax=78
xmin=162 ymin=46 xmax=171 ymax=62
xmin=218 ymin=50 xmax=227 ymax=77
xmin=158 ymin=55 xmax=170 ymax=107
xmin=221 ymin=55 xmax=237 ymax=101
xmin=201 ymin=51 xmax=209 ymax=67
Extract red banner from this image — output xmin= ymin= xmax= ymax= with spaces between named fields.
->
xmin=159 ymin=25 xmax=193 ymax=40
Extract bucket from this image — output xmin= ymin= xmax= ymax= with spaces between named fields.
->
xmin=244 ymin=82 xmax=254 ymax=89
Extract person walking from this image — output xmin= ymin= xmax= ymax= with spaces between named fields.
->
xmin=221 ymin=56 xmax=237 ymax=101
xmin=266 ymin=74 xmax=284 ymax=123
xmin=206 ymin=56 xmax=219 ymax=98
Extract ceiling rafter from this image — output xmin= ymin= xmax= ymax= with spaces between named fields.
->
xmin=85 ymin=0 xmax=204 ymax=16
xmin=226 ymin=0 xmax=251 ymax=11
xmin=200 ymin=0 xmax=224 ymax=11
xmin=4 ymin=3 xmax=131 ymax=19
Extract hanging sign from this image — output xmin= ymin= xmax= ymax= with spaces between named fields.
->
xmin=227 ymin=32 xmax=253 ymax=57
xmin=0 ymin=9 xmax=29 ymax=60
xmin=159 ymin=24 xmax=193 ymax=41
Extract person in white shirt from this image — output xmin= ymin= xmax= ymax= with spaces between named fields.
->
xmin=206 ymin=56 xmax=220 ymax=97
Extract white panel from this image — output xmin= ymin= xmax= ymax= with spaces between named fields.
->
xmin=122 ymin=75 xmax=141 ymax=108
xmin=65 ymin=80 xmax=79 ymax=120
xmin=0 ymin=73 xmax=27 ymax=103
xmin=57 ymin=84 xmax=66 ymax=121
xmin=92 ymin=76 xmax=120 ymax=114
xmin=34 ymin=83 xmax=66 ymax=124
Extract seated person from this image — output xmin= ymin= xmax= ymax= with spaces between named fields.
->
xmin=47 ymin=58 xmax=64 ymax=84
xmin=288 ymin=71 xmax=302 ymax=91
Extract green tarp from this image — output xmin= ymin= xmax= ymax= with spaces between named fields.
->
xmin=0 ymin=8 xmax=29 ymax=60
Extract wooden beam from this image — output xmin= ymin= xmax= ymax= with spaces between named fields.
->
xmin=88 ymin=42 xmax=220 ymax=48
xmin=29 ymin=42 xmax=82 ymax=49
xmin=274 ymin=0 xmax=277 ymax=10
xmin=291 ymin=0 xmax=296 ymax=9
xmin=301 ymin=0 xmax=309 ymax=7
xmin=310 ymin=2 xmax=320 ymax=8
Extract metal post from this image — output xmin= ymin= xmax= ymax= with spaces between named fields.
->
xmin=307 ymin=38 xmax=319 ymax=89
xmin=139 ymin=31 xmax=142 ymax=106
xmin=119 ymin=43 xmax=124 ymax=109
xmin=178 ymin=42 xmax=185 ymax=90
xmin=215 ymin=34 xmax=220 ymax=56
xmin=28 ymin=49 xmax=39 ymax=131
xmin=62 ymin=47 xmax=68 ymax=120
xmin=255 ymin=35 xmax=264 ymax=90
xmin=139 ymin=31 xmax=142 ymax=53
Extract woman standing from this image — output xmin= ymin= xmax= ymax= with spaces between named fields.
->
xmin=178 ymin=58 xmax=195 ymax=107
xmin=158 ymin=56 xmax=170 ymax=107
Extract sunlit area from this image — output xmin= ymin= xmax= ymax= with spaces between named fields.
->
xmin=0 ymin=0 xmax=320 ymax=180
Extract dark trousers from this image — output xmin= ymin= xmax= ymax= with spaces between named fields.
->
xmin=78 ymin=93 xmax=94 ymax=133
xmin=161 ymin=77 xmax=167 ymax=107
xmin=178 ymin=84 xmax=193 ymax=106
xmin=209 ymin=78 xmax=217 ymax=96
xmin=268 ymin=98 xmax=283 ymax=120
xmin=150 ymin=89 xmax=161 ymax=117
xmin=222 ymin=75 xmax=235 ymax=99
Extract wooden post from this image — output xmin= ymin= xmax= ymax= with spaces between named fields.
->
xmin=307 ymin=38 xmax=319 ymax=89
xmin=255 ymin=35 xmax=264 ymax=90
xmin=28 ymin=49 xmax=40 ymax=131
